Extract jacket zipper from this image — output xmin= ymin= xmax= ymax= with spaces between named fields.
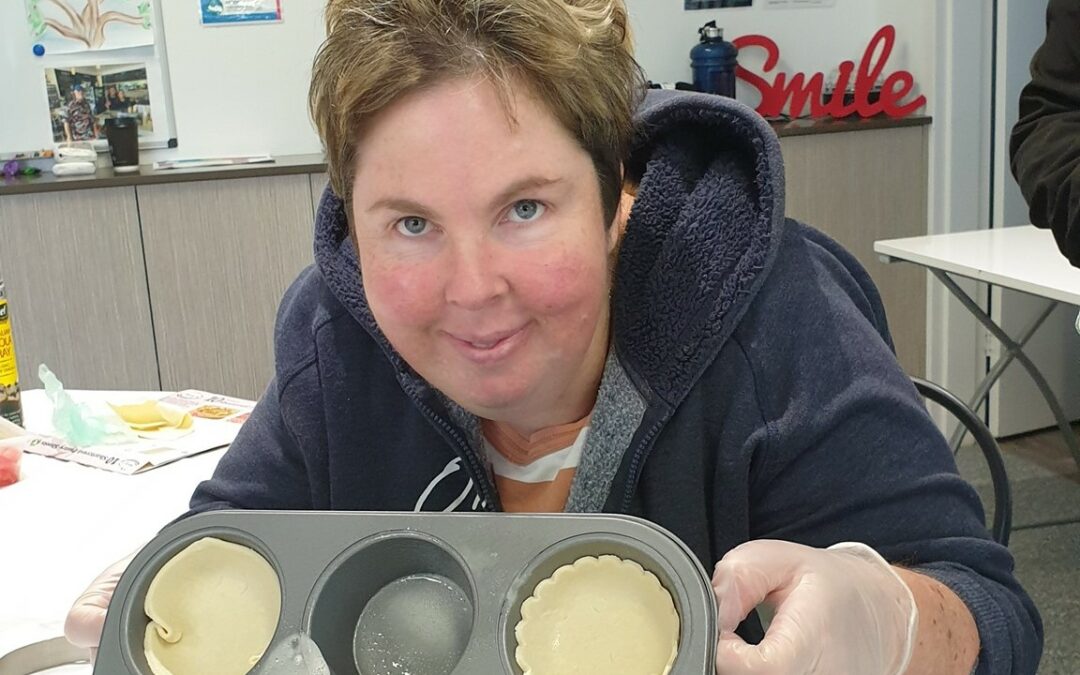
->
xmin=413 ymin=397 xmax=500 ymax=511
xmin=619 ymin=413 xmax=668 ymax=512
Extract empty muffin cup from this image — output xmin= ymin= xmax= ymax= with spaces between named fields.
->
xmin=305 ymin=532 xmax=476 ymax=675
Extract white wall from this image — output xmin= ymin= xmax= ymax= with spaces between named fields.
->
xmin=875 ymin=2 xmax=934 ymax=110
xmin=152 ymin=2 xmax=325 ymax=161
xmin=158 ymin=0 xmax=940 ymax=159
xmin=924 ymin=0 xmax=994 ymax=426
xmin=626 ymin=0 xmax=934 ymax=111
xmin=924 ymin=0 xmax=1080 ymax=436
xmin=993 ymin=0 xmax=1046 ymax=229
xmin=4 ymin=2 xmax=935 ymax=163
xmin=988 ymin=0 xmax=1080 ymax=437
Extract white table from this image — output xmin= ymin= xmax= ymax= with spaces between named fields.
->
xmin=875 ymin=225 xmax=1080 ymax=468
xmin=0 ymin=390 xmax=225 ymax=673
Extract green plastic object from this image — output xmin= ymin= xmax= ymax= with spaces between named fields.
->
xmin=39 ymin=363 xmax=110 ymax=446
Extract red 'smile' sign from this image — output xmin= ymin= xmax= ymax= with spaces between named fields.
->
xmin=732 ymin=25 xmax=927 ymax=119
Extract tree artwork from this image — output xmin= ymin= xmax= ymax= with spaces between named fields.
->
xmin=27 ymin=0 xmax=152 ymax=50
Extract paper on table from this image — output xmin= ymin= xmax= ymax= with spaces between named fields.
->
xmin=0 ymin=416 xmax=25 ymax=439
xmin=152 ymin=155 xmax=274 ymax=171
xmin=14 ymin=390 xmax=254 ymax=475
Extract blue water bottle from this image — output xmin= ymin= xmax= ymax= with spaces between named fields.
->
xmin=691 ymin=21 xmax=739 ymax=98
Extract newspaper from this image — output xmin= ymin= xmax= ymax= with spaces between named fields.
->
xmin=15 ymin=390 xmax=254 ymax=475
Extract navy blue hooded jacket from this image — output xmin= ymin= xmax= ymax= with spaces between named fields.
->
xmin=188 ymin=90 xmax=1042 ymax=673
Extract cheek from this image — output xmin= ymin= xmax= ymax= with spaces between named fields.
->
xmin=361 ymin=258 xmax=443 ymax=331
xmin=521 ymin=252 xmax=609 ymax=318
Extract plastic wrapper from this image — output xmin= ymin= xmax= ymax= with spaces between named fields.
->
xmin=39 ymin=363 xmax=130 ymax=446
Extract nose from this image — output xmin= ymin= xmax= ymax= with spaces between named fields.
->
xmin=443 ymin=237 xmax=509 ymax=309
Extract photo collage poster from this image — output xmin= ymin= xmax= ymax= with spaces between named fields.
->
xmin=16 ymin=0 xmax=175 ymax=154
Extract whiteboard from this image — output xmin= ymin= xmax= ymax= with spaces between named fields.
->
xmin=153 ymin=1 xmax=325 ymax=161
xmin=1 ymin=0 xmax=326 ymax=163
xmin=0 ymin=0 xmax=179 ymax=157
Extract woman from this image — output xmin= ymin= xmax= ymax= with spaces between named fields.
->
xmin=102 ymin=85 xmax=123 ymax=113
xmin=68 ymin=1 xmax=1041 ymax=672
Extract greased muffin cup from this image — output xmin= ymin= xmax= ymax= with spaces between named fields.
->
xmin=96 ymin=511 xmax=717 ymax=675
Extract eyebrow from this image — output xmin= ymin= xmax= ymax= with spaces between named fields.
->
xmin=364 ymin=175 xmax=565 ymax=216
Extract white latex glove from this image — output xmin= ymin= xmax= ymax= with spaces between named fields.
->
xmin=712 ymin=540 xmax=918 ymax=675
xmin=64 ymin=552 xmax=137 ymax=660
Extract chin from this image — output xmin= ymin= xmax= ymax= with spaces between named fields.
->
xmin=461 ymin=395 xmax=526 ymax=418
xmin=453 ymin=384 xmax=533 ymax=418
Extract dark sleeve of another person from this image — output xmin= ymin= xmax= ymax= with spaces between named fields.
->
xmin=1010 ymin=0 xmax=1080 ymax=266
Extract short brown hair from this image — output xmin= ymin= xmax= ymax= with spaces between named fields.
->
xmin=309 ymin=0 xmax=645 ymax=226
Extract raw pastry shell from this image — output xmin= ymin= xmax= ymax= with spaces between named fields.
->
xmin=514 ymin=554 xmax=679 ymax=675
xmin=142 ymin=537 xmax=281 ymax=675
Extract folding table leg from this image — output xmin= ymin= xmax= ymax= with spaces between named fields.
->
xmin=959 ymin=301 xmax=1057 ymax=445
xmin=932 ymin=270 xmax=1080 ymax=469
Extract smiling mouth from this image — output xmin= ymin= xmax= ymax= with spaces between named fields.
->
xmin=444 ymin=325 xmax=528 ymax=361
xmin=453 ymin=328 xmax=520 ymax=349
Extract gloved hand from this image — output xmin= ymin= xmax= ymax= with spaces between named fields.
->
xmin=712 ymin=539 xmax=918 ymax=675
xmin=64 ymin=552 xmax=137 ymax=660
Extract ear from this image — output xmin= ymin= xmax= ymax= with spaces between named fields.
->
xmin=609 ymin=166 xmax=635 ymax=254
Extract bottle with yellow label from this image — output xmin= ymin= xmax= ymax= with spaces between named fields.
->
xmin=0 ymin=279 xmax=23 ymax=427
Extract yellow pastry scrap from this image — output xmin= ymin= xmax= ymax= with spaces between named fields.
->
xmin=109 ymin=400 xmax=193 ymax=431
xmin=143 ymin=537 xmax=281 ymax=675
xmin=515 ymin=554 xmax=679 ymax=675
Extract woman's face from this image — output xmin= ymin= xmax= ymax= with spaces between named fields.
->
xmin=351 ymin=76 xmax=617 ymax=432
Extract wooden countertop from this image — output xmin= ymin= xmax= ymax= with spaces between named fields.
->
xmin=0 ymin=153 xmax=326 ymax=197
xmin=769 ymin=114 xmax=932 ymax=138
xmin=0 ymin=115 xmax=930 ymax=197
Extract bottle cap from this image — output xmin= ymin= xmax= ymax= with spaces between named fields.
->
xmin=699 ymin=21 xmax=723 ymax=41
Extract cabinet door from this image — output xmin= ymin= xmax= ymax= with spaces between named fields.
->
xmin=781 ymin=127 xmax=929 ymax=378
xmin=137 ymin=175 xmax=315 ymax=400
xmin=0 ymin=187 xmax=159 ymax=390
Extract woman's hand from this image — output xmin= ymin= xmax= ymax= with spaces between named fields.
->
xmin=712 ymin=540 xmax=918 ymax=675
xmin=64 ymin=552 xmax=137 ymax=661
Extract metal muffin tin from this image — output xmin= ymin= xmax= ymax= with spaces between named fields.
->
xmin=95 ymin=511 xmax=718 ymax=674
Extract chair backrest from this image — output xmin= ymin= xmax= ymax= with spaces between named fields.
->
xmin=911 ymin=376 xmax=1012 ymax=546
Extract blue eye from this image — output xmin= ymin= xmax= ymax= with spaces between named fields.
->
xmin=396 ymin=216 xmax=430 ymax=237
xmin=507 ymin=200 xmax=545 ymax=223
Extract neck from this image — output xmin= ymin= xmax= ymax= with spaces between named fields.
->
xmin=501 ymin=384 xmax=601 ymax=437
xmin=491 ymin=317 xmax=611 ymax=438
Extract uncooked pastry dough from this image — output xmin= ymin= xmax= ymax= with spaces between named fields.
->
xmin=515 ymin=554 xmax=679 ymax=675
xmin=143 ymin=537 xmax=281 ymax=675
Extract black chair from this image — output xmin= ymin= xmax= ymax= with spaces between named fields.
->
xmin=912 ymin=376 xmax=1013 ymax=546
